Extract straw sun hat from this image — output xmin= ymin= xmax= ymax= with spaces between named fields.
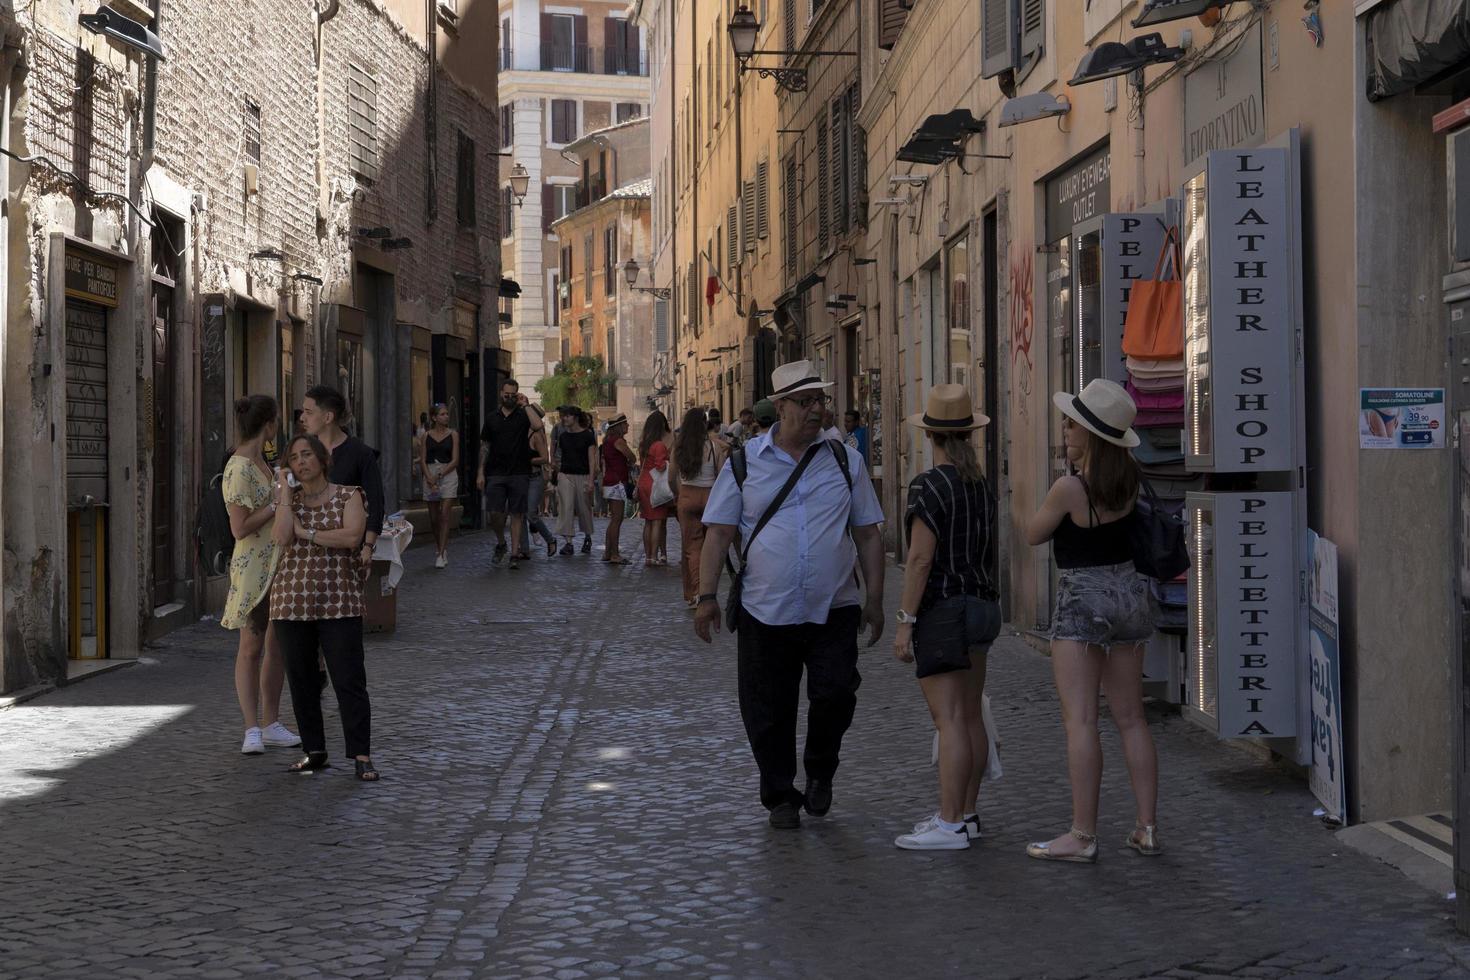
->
xmin=769 ymin=359 xmax=835 ymax=399
xmin=909 ymin=384 xmax=990 ymax=432
xmin=1053 ymin=378 xmax=1140 ymax=448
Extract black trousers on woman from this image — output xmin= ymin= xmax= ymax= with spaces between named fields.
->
xmin=276 ymin=617 xmax=371 ymax=759
xmin=736 ymin=604 xmax=862 ymax=810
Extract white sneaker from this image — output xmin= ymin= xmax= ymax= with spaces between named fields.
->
xmin=240 ymin=728 xmax=265 ymax=755
xmin=435 ymin=554 xmax=447 ymax=569
xmin=895 ymin=821 xmax=971 ymax=851
xmin=912 ymin=814 xmax=983 ymax=841
xmin=261 ymin=721 xmax=301 ymax=747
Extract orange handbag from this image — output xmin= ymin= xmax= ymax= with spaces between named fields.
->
xmin=1121 ymin=228 xmax=1184 ymax=361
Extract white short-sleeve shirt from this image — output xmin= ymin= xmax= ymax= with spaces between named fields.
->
xmin=703 ymin=424 xmax=885 ymax=626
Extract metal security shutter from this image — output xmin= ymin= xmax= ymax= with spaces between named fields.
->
xmin=878 ymin=0 xmax=909 ymax=50
xmin=1020 ymin=0 xmax=1044 ymax=62
xmin=756 ymin=159 xmax=770 ymax=239
xmin=817 ymin=117 xmax=830 ymax=254
xmin=981 ymin=0 xmax=1016 ymax=78
xmin=743 ymin=180 xmax=757 ymax=252
xmin=347 ymin=62 xmax=380 ymax=180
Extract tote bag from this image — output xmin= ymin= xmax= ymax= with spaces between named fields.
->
xmin=650 ymin=465 xmax=675 ymax=508
xmin=1121 ymin=228 xmax=1184 ymax=361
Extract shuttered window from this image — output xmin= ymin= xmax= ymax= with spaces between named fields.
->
xmin=1020 ymin=0 xmax=1044 ymax=62
xmin=654 ymin=299 xmax=669 ymax=350
xmin=783 ymin=155 xmax=799 ymax=280
xmin=456 ymin=131 xmax=477 ymax=228
xmin=604 ymin=224 xmax=617 ymax=296
xmin=877 ymin=0 xmax=909 ymax=50
xmin=500 ymin=103 xmax=514 ymax=147
xmin=584 ymin=233 xmax=594 ymax=306
xmin=502 ymin=187 xmax=513 ymax=241
xmin=616 ymin=102 xmax=642 ymax=122
xmin=742 ymin=180 xmax=757 ymax=253
xmin=551 ymin=99 xmax=578 ymax=144
xmin=783 ymin=0 xmax=796 ymax=53
xmin=244 ymin=100 xmax=261 ymax=165
xmin=981 ymin=0 xmax=1016 ymax=78
xmin=347 ymin=62 xmax=379 ymax=181
xmin=816 ymin=117 xmax=830 ymax=254
xmin=756 ymin=159 xmax=770 ymax=239
xmin=847 ymin=85 xmax=865 ymax=229
xmin=831 ymin=99 xmax=849 ymax=236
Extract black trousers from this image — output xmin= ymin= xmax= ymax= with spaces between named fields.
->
xmin=736 ymin=605 xmax=862 ymax=810
xmin=276 ymin=617 xmax=372 ymax=759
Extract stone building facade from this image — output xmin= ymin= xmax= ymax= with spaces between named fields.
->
xmin=0 ymin=0 xmax=500 ymax=695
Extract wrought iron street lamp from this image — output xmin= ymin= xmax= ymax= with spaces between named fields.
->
xmin=508 ymin=162 xmax=531 ymax=206
xmin=622 ymin=258 xmax=670 ymax=299
xmin=725 ymin=5 xmax=854 ymax=93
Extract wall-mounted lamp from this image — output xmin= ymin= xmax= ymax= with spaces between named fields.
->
xmin=508 ymin=162 xmax=531 ymax=206
xmin=80 ymin=5 xmax=167 ymax=61
xmin=290 ymin=272 xmax=324 ymax=285
xmin=727 ymin=4 xmax=856 ymax=93
xmin=622 ymin=258 xmax=671 ymax=298
xmin=381 ymin=237 xmax=414 ymax=251
xmin=250 ymin=248 xmax=285 ymax=262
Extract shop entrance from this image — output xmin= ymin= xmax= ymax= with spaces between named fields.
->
xmin=65 ymin=301 xmax=110 ymax=659
xmin=151 ymin=281 xmax=174 ymax=605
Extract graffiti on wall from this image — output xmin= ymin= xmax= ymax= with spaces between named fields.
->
xmin=1009 ymin=248 xmax=1034 ymax=420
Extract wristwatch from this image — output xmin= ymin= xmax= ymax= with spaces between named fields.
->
xmin=895 ymin=609 xmax=918 ymax=625
xmin=697 ymin=593 xmax=719 ymax=604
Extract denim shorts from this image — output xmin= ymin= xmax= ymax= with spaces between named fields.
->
xmin=1050 ymin=561 xmax=1155 ymax=648
xmin=912 ymin=595 xmax=1002 ymax=679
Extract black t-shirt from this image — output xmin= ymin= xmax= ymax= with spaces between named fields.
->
xmin=327 ymin=435 xmax=385 ymax=535
xmin=480 ymin=408 xmax=533 ymax=477
xmin=558 ymin=429 xmax=597 ymax=475
xmin=905 ymin=464 xmax=996 ymax=608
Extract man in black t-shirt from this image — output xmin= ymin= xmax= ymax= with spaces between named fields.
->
xmin=476 ymin=379 xmax=543 ymax=568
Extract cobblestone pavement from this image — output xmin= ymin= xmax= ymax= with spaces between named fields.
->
xmin=2 ymin=521 xmax=1468 ymax=980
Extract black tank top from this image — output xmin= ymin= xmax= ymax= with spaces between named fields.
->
xmin=425 ymin=432 xmax=453 ymax=464
xmin=1052 ymin=477 xmax=1135 ymax=569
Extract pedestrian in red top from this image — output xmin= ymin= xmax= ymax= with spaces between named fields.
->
xmin=637 ymin=411 xmax=676 ymax=565
xmin=600 ymin=414 xmax=635 ymax=564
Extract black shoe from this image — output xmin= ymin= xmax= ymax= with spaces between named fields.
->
xmin=545 ymin=538 xmax=557 ymax=557
xmin=559 ymin=542 xmax=574 ymax=556
xmin=493 ymin=544 xmax=507 ymax=565
xmin=804 ymin=778 xmax=832 ymax=816
xmin=769 ymin=801 xmax=802 ymax=830
xmin=581 ymin=537 xmax=592 ymax=554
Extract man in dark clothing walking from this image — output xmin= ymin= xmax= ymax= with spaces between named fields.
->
xmin=476 ymin=378 xmax=543 ymax=569
xmin=300 ymin=385 xmax=385 ymax=566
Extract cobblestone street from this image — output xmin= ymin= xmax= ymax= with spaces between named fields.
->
xmin=1 ymin=523 xmax=1468 ymax=979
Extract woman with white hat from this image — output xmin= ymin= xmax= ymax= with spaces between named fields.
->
xmin=1024 ymin=378 xmax=1160 ymax=863
xmin=891 ymin=385 xmax=1001 ymax=851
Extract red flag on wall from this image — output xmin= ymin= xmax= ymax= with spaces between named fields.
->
xmin=705 ymin=267 xmax=719 ymax=307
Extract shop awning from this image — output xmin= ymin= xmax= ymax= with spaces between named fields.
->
xmin=1366 ymin=0 xmax=1470 ymax=102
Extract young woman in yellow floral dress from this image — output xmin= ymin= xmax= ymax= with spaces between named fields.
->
xmin=221 ymin=395 xmax=300 ymax=756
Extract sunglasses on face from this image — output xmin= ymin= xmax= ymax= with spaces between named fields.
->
xmin=787 ymin=394 xmax=828 ymax=410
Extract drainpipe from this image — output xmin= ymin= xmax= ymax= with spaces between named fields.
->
xmin=141 ymin=0 xmax=160 ymax=164
xmin=425 ymin=0 xmax=439 ymax=224
xmin=0 ymin=39 xmax=18 ymax=687
xmin=315 ymin=0 xmax=340 ymax=226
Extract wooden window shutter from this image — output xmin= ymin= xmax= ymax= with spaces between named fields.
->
xmin=584 ymin=233 xmax=593 ymax=302
xmin=817 ymin=118 xmax=830 ymax=254
xmin=542 ymin=183 xmax=553 ymax=233
xmin=981 ymin=0 xmax=1016 ymax=78
xmin=742 ymin=180 xmax=757 ymax=252
xmin=724 ymin=206 xmax=736 ymax=267
xmin=573 ymin=14 xmax=589 ymax=70
xmin=877 ymin=0 xmax=908 ymax=50
xmin=849 ymin=86 xmax=866 ymax=229
xmin=605 ymin=16 xmax=619 ymax=67
xmin=783 ymin=0 xmax=796 ymax=53
xmin=654 ymin=299 xmax=669 ymax=351
xmin=756 ymin=160 xmax=770 ymax=239
xmin=1019 ymin=0 xmax=1043 ymax=62
xmin=831 ymin=99 xmax=849 ymax=236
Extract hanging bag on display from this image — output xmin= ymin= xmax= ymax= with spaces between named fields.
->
xmin=1121 ymin=227 xmax=1184 ymax=361
xmin=1130 ymin=477 xmax=1191 ymax=581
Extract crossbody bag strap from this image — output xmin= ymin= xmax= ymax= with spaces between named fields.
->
xmin=739 ymin=441 xmax=825 ymax=566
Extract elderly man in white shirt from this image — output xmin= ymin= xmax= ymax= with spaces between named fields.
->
xmin=695 ymin=360 xmax=886 ymax=830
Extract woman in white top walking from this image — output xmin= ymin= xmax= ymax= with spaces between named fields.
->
xmin=674 ymin=408 xmax=726 ymax=607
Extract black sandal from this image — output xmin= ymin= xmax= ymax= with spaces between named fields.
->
xmin=289 ymin=751 xmax=329 ymax=774
xmin=355 ymin=759 xmax=380 ymax=782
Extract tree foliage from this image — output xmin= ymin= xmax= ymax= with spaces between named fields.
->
xmin=534 ymin=354 xmax=615 ymax=411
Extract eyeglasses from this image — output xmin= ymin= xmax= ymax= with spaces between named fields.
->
xmin=786 ymin=393 xmax=828 ymax=410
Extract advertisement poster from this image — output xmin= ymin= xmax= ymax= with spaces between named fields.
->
xmin=1359 ymin=388 xmax=1445 ymax=449
xmin=1307 ymin=530 xmax=1346 ymax=824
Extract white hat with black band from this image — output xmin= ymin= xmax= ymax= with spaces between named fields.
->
xmin=769 ymin=359 xmax=835 ymax=399
xmin=1052 ymin=378 xmax=1141 ymax=449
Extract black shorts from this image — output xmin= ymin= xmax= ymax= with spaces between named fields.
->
xmin=913 ymin=595 xmax=1002 ymax=679
xmin=484 ymin=474 xmax=530 ymax=515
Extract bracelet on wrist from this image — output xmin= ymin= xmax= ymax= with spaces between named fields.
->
xmin=697 ymin=593 xmax=719 ymax=604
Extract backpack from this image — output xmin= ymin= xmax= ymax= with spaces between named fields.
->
xmin=728 ymin=437 xmax=852 ymax=492
xmin=197 ymin=448 xmax=235 ymax=577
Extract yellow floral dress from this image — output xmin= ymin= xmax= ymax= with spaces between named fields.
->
xmin=220 ymin=456 xmax=279 ymax=631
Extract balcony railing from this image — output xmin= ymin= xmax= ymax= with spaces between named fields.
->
xmin=539 ymin=43 xmax=649 ymax=77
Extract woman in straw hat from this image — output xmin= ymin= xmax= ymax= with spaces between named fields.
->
xmin=891 ymin=385 xmax=1002 ymax=851
xmin=1024 ymin=378 xmax=1160 ymax=863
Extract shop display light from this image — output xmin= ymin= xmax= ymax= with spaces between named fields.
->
xmin=1068 ymin=33 xmax=1183 ymax=86
xmin=1132 ymin=0 xmax=1229 ymax=28
xmin=80 ymin=5 xmax=167 ymax=61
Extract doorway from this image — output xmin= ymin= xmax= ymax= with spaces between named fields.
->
xmin=151 ymin=278 xmax=174 ymax=606
xmin=66 ymin=301 xmax=110 ymax=659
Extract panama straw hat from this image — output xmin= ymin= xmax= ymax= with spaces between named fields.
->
xmin=909 ymin=384 xmax=990 ymax=432
xmin=606 ymin=413 xmax=628 ymax=429
xmin=770 ymin=359 xmax=835 ymax=398
xmin=1053 ymin=378 xmax=1141 ymax=448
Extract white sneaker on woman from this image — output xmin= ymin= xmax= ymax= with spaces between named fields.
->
xmin=435 ymin=554 xmax=447 ymax=569
xmin=261 ymin=721 xmax=301 ymax=747
xmin=240 ymin=728 xmax=265 ymax=755
xmin=895 ymin=821 xmax=970 ymax=851
xmin=912 ymin=813 xmax=983 ymax=840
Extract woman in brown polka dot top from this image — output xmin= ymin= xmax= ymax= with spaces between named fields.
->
xmin=270 ymin=433 xmax=379 ymax=781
